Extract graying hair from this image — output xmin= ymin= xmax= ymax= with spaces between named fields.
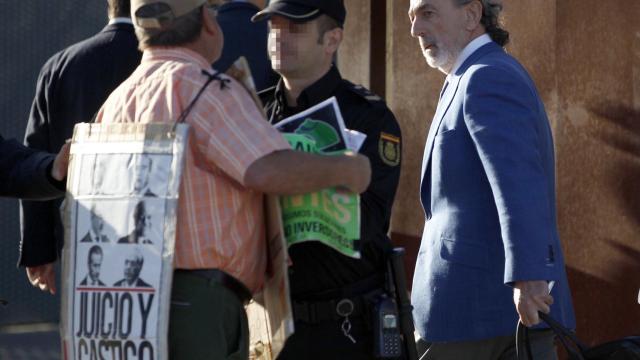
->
xmin=456 ymin=0 xmax=509 ymax=46
xmin=135 ymin=5 xmax=204 ymax=51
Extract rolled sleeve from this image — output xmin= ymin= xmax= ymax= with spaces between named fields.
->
xmin=190 ymin=80 xmax=290 ymax=184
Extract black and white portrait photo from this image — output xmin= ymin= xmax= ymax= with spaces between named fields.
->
xmin=118 ymin=200 xmax=154 ymax=245
xmin=113 ymin=247 xmax=151 ymax=288
xmin=79 ymin=245 xmax=105 ymax=286
xmin=130 ymin=155 xmax=156 ymax=197
xmin=80 ymin=204 xmax=110 ymax=243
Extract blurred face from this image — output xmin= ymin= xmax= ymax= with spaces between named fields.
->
xmin=134 ymin=156 xmax=152 ymax=192
xmin=89 ymin=253 xmax=102 ymax=281
xmin=409 ymin=0 xmax=470 ymax=73
xmin=90 ymin=211 xmax=103 ymax=234
xmin=268 ymin=16 xmax=327 ymax=78
xmin=124 ymin=255 xmax=143 ymax=283
xmin=135 ymin=206 xmax=152 ymax=236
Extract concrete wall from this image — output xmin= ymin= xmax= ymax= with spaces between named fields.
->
xmin=341 ymin=0 xmax=640 ymax=346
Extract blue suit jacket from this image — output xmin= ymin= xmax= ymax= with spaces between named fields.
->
xmin=412 ymin=41 xmax=575 ymax=342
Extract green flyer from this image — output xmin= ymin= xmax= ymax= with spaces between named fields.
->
xmin=275 ymin=98 xmax=362 ymax=259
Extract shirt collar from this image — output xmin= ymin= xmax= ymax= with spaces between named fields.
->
xmin=275 ymin=65 xmax=342 ymax=112
xmin=108 ymin=17 xmax=133 ymax=26
xmin=142 ymin=47 xmax=213 ymax=71
xmin=448 ymin=33 xmax=492 ymax=77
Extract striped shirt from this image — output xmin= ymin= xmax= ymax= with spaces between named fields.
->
xmin=96 ymin=47 xmax=290 ymax=292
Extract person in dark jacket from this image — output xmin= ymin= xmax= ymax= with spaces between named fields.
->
xmin=213 ymin=0 xmax=278 ymax=91
xmin=0 ymin=134 xmax=68 ymax=200
xmin=21 ymin=0 xmax=141 ymax=295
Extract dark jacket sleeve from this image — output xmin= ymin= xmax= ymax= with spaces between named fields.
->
xmin=358 ymin=106 xmax=402 ymax=251
xmin=19 ymin=59 xmax=62 ymax=267
xmin=0 ymin=135 xmax=64 ymax=200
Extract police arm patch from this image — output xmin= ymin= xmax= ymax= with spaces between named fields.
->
xmin=379 ymin=132 xmax=400 ymax=167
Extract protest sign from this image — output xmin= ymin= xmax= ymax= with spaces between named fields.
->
xmin=275 ymin=97 xmax=362 ymax=259
xmin=61 ymin=123 xmax=189 ymax=360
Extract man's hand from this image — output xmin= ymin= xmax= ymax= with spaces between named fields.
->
xmin=513 ymin=280 xmax=553 ymax=326
xmin=51 ymin=141 xmax=70 ymax=181
xmin=340 ymin=152 xmax=371 ymax=194
xmin=26 ymin=263 xmax=57 ymax=295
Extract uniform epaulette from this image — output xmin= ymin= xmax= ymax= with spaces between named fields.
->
xmin=349 ymin=83 xmax=383 ymax=103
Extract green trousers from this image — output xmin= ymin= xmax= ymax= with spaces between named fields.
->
xmin=169 ymin=271 xmax=249 ymax=360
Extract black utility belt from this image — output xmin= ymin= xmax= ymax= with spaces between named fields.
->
xmin=292 ymin=294 xmax=375 ymax=324
xmin=175 ymin=269 xmax=252 ymax=305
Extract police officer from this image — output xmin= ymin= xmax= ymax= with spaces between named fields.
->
xmin=253 ymin=1 xmax=402 ymax=358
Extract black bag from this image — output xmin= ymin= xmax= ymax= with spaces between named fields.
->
xmin=516 ymin=312 xmax=640 ymax=360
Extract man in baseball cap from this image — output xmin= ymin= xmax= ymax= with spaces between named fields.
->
xmin=131 ymin=0 xmax=213 ymax=30
xmin=97 ymin=0 xmax=372 ymax=359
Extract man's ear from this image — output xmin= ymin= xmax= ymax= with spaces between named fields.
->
xmin=464 ymin=0 xmax=484 ymax=32
xmin=324 ymin=28 xmax=343 ymax=55
xmin=201 ymin=6 xmax=218 ymax=35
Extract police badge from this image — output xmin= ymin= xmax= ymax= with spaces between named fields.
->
xmin=379 ymin=132 xmax=401 ymax=167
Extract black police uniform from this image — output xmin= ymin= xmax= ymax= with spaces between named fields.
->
xmin=260 ymin=65 xmax=402 ymax=359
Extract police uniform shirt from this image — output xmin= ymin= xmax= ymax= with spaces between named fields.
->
xmin=259 ymin=66 xmax=402 ymax=299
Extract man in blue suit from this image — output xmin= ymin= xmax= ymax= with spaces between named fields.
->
xmin=408 ymin=0 xmax=575 ymax=358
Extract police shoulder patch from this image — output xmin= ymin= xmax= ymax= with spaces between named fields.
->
xmin=379 ymin=132 xmax=401 ymax=167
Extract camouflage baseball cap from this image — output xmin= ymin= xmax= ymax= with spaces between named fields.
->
xmin=131 ymin=0 xmax=210 ymax=29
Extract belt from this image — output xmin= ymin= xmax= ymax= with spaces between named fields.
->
xmin=176 ymin=269 xmax=252 ymax=305
xmin=292 ymin=295 xmax=370 ymax=324
xmin=292 ymin=274 xmax=386 ymax=324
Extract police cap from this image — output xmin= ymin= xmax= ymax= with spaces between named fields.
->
xmin=251 ymin=0 xmax=346 ymax=27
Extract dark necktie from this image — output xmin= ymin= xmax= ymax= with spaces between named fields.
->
xmin=439 ymin=79 xmax=450 ymax=100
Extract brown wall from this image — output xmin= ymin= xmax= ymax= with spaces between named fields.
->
xmin=550 ymin=0 xmax=640 ymax=343
xmin=338 ymin=1 xmax=371 ymax=87
xmin=340 ymin=0 xmax=640 ymax=346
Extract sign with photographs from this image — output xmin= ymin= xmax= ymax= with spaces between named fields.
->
xmin=60 ymin=123 xmax=189 ymax=360
xmin=274 ymin=97 xmax=363 ymax=259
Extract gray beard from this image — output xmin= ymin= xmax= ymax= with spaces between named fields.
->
xmin=424 ymin=47 xmax=456 ymax=74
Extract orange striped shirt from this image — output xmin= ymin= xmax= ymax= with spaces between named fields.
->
xmin=96 ymin=47 xmax=290 ymax=292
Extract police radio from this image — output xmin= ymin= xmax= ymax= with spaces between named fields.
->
xmin=373 ymin=294 xmax=402 ymax=358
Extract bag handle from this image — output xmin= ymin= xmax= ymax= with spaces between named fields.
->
xmin=516 ymin=312 xmax=587 ymax=360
